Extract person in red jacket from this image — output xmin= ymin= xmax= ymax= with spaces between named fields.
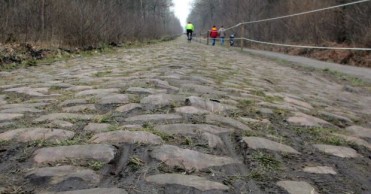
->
xmin=209 ymin=26 xmax=218 ymax=46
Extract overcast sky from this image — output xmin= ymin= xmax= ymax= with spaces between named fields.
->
xmin=172 ymin=0 xmax=194 ymax=28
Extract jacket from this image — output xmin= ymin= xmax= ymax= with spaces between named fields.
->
xmin=210 ymin=27 xmax=218 ymax=38
xmin=218 ymin=28 xmax=226 ymax=38
xmin=186 ymin=23 xmax=194 ymax=31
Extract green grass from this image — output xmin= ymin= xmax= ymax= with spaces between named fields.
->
xmin=94 ymin=113 xmax=115 ymax=123
xmin=294 ymin=127 xmax=335 ymax=137
xmin=318 ymin=135 xmax=348 ymax=146
xmin=128 ymin=156 xmax=144 ymax=171
xmin=4 ymin=93 xmax=28 ymax=103
xmin=254 ymin=90 xmax=266 ymax=97
xmin=31 ymin=134 xmax=93 ymax=148
xmin=293 ymin=127 xmax=350 ymax=146
xmin=264 ymin=95 xmax=283 ymax=103
xmin=94 ymin=70 xmax=112 ymax=77
xmin=252 ymin=151 xmax=281 ymax=171
xmin=323 ymin=68 xmax=366 ymax=86
xmin=87 ymin=160 xmax=105 ymax=171
xmin=142 ymin=123 xmax=173 ymax=142
xmin=243 ymin=130 xmax=262 ymax=137
xmin=238 ymin=99 xmax=254 ymax=109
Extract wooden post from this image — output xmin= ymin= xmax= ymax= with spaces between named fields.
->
xmin=240 ymin=25 xmax=244 ymax=51
xmin=227 ymin=37 xmax=230 ymax=49
xmin=207 ymin=31 xmax=210 ymax=45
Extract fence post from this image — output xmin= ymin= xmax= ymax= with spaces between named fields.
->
xmin=240 ymin=25 xmax=244 ymax=51
xmin=207 ymin=31 xmax=210 ymax=45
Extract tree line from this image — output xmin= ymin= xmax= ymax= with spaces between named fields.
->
xmin=188 ymin=0 xmax=371 ymax=48
xmin=0 ymin=0 xmax=182 ymax=47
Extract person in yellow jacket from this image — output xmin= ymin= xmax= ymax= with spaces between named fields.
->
xmin=186 ymin=22 xmax=195 ymax=42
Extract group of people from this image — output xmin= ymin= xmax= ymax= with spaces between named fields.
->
xmin=186 ymin=22 xmax=235 ymax=46
xmin=209 ymin=25 xmax=227 ymax=46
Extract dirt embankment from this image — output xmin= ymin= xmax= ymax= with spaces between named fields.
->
xmin=0 ymin=43 xmax=118 ymax=70
xmin=251 ymin=43 xmax=371 ymax=67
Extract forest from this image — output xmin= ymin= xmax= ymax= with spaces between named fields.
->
xmin=0 ymin=0 xmax=182 ymax=47
xmin=188 ymin=0 xmax=371 ymax=66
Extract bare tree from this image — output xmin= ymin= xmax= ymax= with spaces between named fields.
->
xmin=0 ymin=0 xmax=182 ymax=47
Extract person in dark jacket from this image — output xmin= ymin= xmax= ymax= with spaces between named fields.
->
xmin=210 ymin=26 xmax=218 ymax=46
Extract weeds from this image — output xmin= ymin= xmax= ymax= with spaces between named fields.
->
xmin=293 ymin=127 xmax=351 ymax=146
xmin=323 ymin=68 xmax=366 ymax=86
xmin=264 ymin=95 xmax=283 ymax=103
xmin=142 ymin=123 xmax=173 ymax=142
xmin=238 ymin=99 xmax=253 ymax=109
xmin=128 ymin=156 xmax=144 ymax=171
xmin=319 ymin=135 xmax=348 ymax=146
xmin=252 ymin=151 xmax=281 ymax=171
xmin=87 ymin=160 xmax=105 ymax=171
xmin=94 ymin=113 xmax=114 ymax=123
xmin=243 ymin=130 xmax=262 ymax=137
xmin=94 ymin=70 xmax=112 ymax=77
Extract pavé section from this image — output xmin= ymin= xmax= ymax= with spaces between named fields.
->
xmin=0 ymin=107 xmax=42 ymax=113
xmin=98 ymin=94 xmax=129 ymax=105
xmin=277 ymin=181 xmax=318 ymax=194
xmin=303 ymin=166 xmax=337 ymax=175
xmin=140 ymin=94 xmax=181 ymax=108
xmin=314 ymin=144 xmax=359 ymax=158
xmin=185 ymin=96 xmax=237 ymax=113
xmin=284 ymin=97 xmax=314 ymax=110
xmin=49 ymin=120 xmax=74 ymax=128
xmin=126 ymin=87 xmax=166 ymax=95
xmin=146 ymin=174 xmax=229 ymax=191
xmin=155 ymin=124 xmax=233 ymax=135
xmin=115 ymin=103 xmax=143 ymax=114
xmin=0 ymin=128 xmax=74 ymax=142
xmin=33 ymin=144 xmax=116 ymax=164
xmin=124 ymin=114 xmax=183 ymax=124
xmin=4 ymin=87 xmax=49 ymax=97
xmin=66 ymin=85 xmax=94 ymax=92
xmin=206 ymin=114 xmax=252 ymax=131
xmin=0 ymin=32 xmax=370 ymax=194
xmin=0 ymin=113 xmax=23 ymax=122
xmin=175 ymin=106 xmax=209 ymax=115
xmin=26 ymin=166 xmax=100 ymax=185
xmin=202 ymin=132 xmax=224 ymax=148
xmin=34 ymin=113 xmax=94 ymax=123
xmin=59 ymin=99 xmax=88 ymax=107
xmin=50 ymin=188 xmax=128 ymax=194
xmin=287 ymin=112 xmax=330 ymax=127
xmin=83 ymin=123 xmax=111 ymax=133
xmin=150 ymin=145 xmax=241 ymax=170
xmin=75 ymin=88 xmax=120 ymax=97
xmin=334 ymin=134 xmax=371 ymax=150
xmin=243 ymin=137 xmax=300 ymax=154
xmin=62 ymin=104 xmax=96 ymax=113
xmin=0 ymin=103 xmax=49 ymax=109
xmin=90 ymin=130 xmax=163 ymax=145
xmin=346 ymin=125 xmax=371 ymax=138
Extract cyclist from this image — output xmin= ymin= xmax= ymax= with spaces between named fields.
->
xmin=186 ymin=22 xmax=195 ymax=42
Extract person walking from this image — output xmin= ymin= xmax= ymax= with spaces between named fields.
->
xmin=186 ymin=22 xmax=194 ymax=42
xmin=218 ymin=26 xmax=226 ymax=46
xmin=210 ymin=26 xmax=218 ymax=46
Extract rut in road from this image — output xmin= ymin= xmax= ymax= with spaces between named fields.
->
xmin=0 ymin=38 xmax=370 ymax=194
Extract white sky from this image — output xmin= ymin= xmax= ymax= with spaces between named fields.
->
xmin=172 ymin=0 xmax=194 ymax=28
